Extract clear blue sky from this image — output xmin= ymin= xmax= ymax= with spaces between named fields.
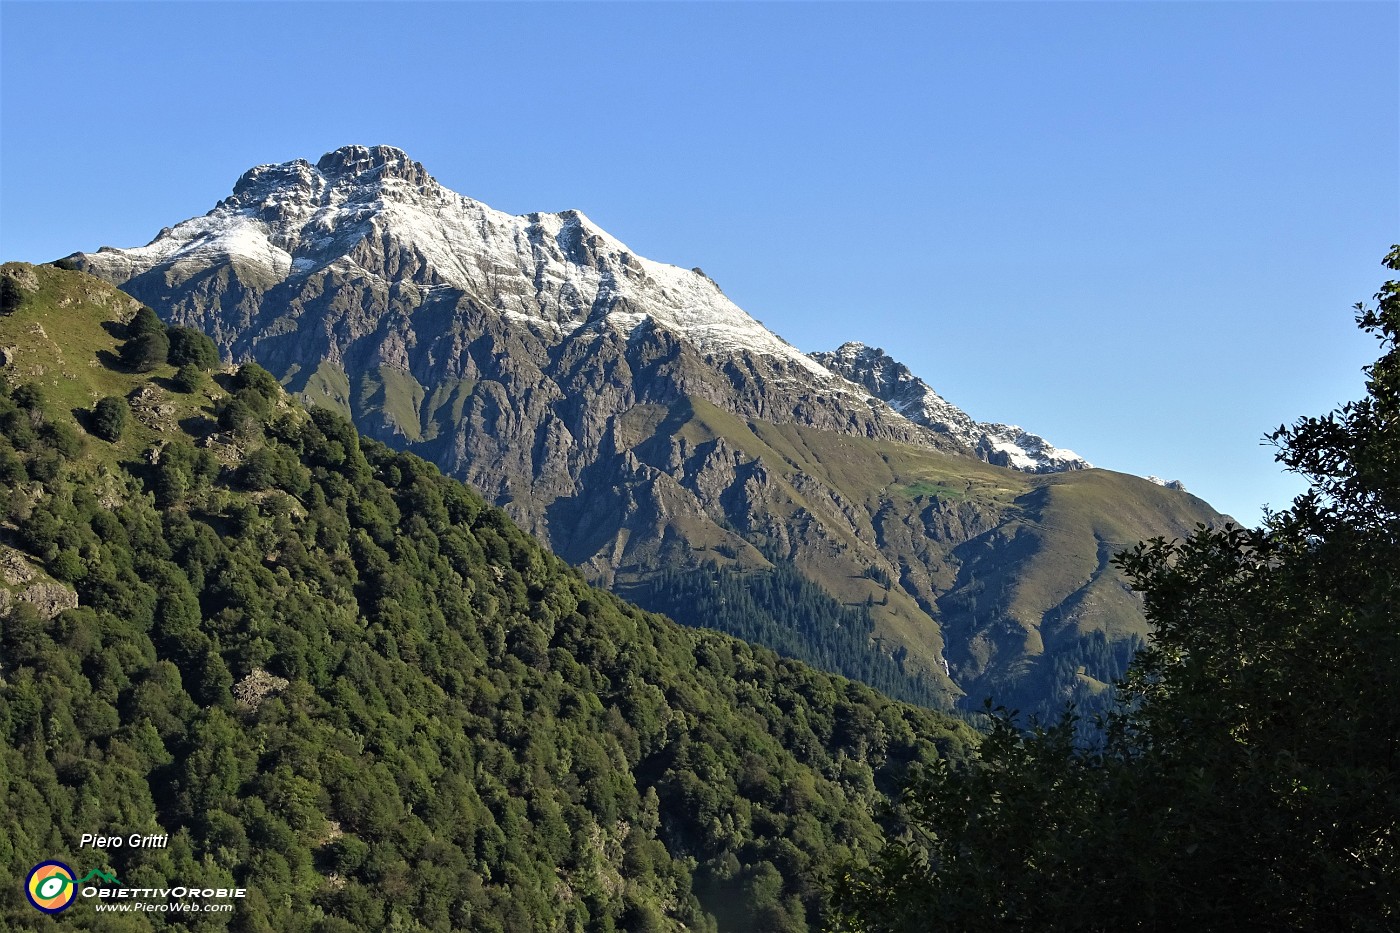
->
xmin=2 ymin=2 xmax=1396 ymax=526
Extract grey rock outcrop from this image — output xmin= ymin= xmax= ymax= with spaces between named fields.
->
xmin=812 ymin=342 xmax=1091 ymax=473
xmin=0 ymin=581 xmax=79 ymax=620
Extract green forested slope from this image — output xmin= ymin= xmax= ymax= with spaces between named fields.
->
xmin=0 ymin=263 xmax=973 ymax=932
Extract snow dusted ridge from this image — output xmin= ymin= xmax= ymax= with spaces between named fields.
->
xmin=76 ymin=145 xmax=1112 ymax=475
xmin=811 ymin=342 xmax=1092 ymax=474
xmin=81 ymin=145 xmax=833 ymax=379
xmin=81 ymin=145 xmax=834 ymax=378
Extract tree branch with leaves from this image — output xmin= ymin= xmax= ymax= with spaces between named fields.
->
xmin=833 ymin=247 xmax=1400 ymax=932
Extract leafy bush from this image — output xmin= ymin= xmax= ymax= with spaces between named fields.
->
xmin=0 ymin=275 xmax=23 ymax=315
xmin=121 ymin=329 xmax=170 ymax=372
xmin=11 ymin=382 xmax=44 ymax=410
xmin=172 ymin=363 xmax=204 ymax=393
xmin=91 ymin=395 xmax=130 ymax=441
xmin=127 ymin=305 xmax=164 ymax=339
xmin=167 ymin=325 xmax=219 ymax=369
xmin=232 ymin=362 xmax=281 ymax=400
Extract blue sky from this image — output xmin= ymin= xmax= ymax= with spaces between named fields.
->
xmin=2 ymin=1 xmax=1396 ymax=526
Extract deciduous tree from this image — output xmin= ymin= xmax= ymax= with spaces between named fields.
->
xmin=834 ymin=248 xmax=1400 ymax=932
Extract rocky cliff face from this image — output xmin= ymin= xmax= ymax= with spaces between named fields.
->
xmin=812 ymin=342 xmax=1091 ymax=473
xmin=69 ymin=145 xmax=1225 ymax=711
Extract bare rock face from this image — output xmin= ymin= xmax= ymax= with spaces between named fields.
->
xmin=2 ymin=263 xmax=38 ymax=320
xmin=130 ymin=385 xmax=177 ymax=431
xmin=812 ymin=342 xmax=1092 ymax=473
xmin=233 ymin=668 xmax=291 ymax=710
xmin=0 ymin=546 xmax=38 ymax=586
xmin=16 ymin=581 xmax=79 ymax=620
xmin=2 ymin=263 xmax=39 ymax=294
xmin=1 ymin=542 xmax=76 ymax=622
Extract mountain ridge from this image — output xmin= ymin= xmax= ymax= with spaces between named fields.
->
xmin=71 ymin=145 xmax=1112 ymax=478
xmin=811 ymin=341 xmax=1091 ymax=474
xmin=66 ymin=145 xmax=1228 ymax=713
xmin=87 ymin=145 xmax=846 ymax=381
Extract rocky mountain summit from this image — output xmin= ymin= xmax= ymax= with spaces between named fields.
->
xmin=811 ymin=342 xmax=1091 ymax=474
xmin=94 ymin=147 xmax=826 ymax=365
xmin=68 ymin=145 xmax=1225 ymax=712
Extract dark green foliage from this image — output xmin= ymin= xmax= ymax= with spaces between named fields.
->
xmin=1029 ymin=630 xmax=1144 ymax=737
xmin=834 ymin=705 xmax=1114 ymax=932
xmin=121 ymin=328 xmax=170 ymax=372
xmin=217 ymin=395 xmax=260 ymax=438
xmin=0 ymin=382 xmax=87 ymax=488
xmin=832 ymin=249 xmax=1400 ymax=932
xmin=0 ymin=361 xmax=974 ymax=931
xmin=234 ymin=385 xmax=273 ymax=419
xmin=172 ymin=363 xmax=205 ymax=393
xmin=240 ymin=443 xmax=310 ymax=497
xmin=49 ymin=547 xmax=85 ymax=582
xmin=167 ymin=325 xmax=220 ymax=369
xmin=0 ymin=274 xmax=22 ymax=314
xmin=644 ymin=561 xmax=945 ymax=708
xmin=149 ymin=438 xmax=217 ymax=508
xmin=91 ymin=395 xmax=131 ymax=441
xmin=118 ymin=307 xmax=178 ymax=372
xmin=861 ymin=565 xmax=892 ymax=587
xmin=127 ymin=305 xmax=164 ymax=339
xmin=233 ymin=361 xmax=281 ymax=400
xmin=12 ymin=381 xmax=44 ymax=410
xmin=40 ymin=418 xmax=83 ymax=458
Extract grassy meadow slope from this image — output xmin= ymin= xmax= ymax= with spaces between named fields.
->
xmin=571 ymin=390 xmax=1229 ymax=713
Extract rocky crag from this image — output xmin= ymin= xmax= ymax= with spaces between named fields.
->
xmin=811 ymin=342 xmax=1091 ymax=473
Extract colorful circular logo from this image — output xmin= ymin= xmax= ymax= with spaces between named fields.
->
xmin=25 ymin=861 xmax=77 ymax=913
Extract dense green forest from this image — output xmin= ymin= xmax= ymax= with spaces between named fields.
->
xmin=0 ymin=263 xmax=975 ymax=931
xmin=641 ymin=562 xmax=944 ymax=709
xmin=833 ymin=249 xmax=1400 ymax=931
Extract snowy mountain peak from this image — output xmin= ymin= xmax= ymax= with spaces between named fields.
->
xmin=227 ymin=146 xmax=434 ymax=206
xmin=811 ymin=343 xmax=1092 ymax=475
xmin=314 ymin=144 xmax=424 ymax=180
xmin=828 ymin=341 xmax=869 ymax=358
xmin=76 ymin=146 xmax=835 ymax=377
xmin=821 ymin=342 xmax=924 ymax=401
xmin=230 ymin=158 xmax=317 ymax=199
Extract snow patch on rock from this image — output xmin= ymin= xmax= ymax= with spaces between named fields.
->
xmin=812 ymin=342 xmax=1092 ymax=474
